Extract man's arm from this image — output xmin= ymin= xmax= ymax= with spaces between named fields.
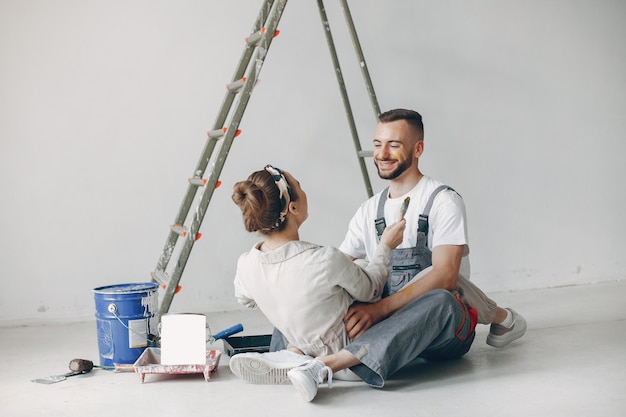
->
xmin=344 ymin=244 xmax=463 ymax=339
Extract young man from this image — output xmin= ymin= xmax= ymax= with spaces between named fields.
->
xmin=231 ymin=109 xmax=526 ymax=402
xmin=338 ymin=108 xmax=524 ymax=344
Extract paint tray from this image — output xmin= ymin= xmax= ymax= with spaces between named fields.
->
xmin=133 ymin=347 xmax=221 ymax=383
xmin=223 ymin=334 xmax=272 ymax=357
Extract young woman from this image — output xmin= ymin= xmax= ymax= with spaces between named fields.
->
xmin=229 ymin=165 xmax=405 ymax=383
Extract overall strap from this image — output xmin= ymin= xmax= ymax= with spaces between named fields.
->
xmin=418 ymin=185 xmax=458 ymax=238
xmin=376 ymin=184 xmax=460 ymax=242
xmin=374 ymin=187 xmax=389 ymax=239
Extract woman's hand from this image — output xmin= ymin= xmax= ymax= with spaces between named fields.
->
xmin=379 ymin=218 xmax=406 ymax=250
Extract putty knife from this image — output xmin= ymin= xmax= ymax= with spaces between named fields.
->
xmin=32 ymin=370 xmax=90 ymax=384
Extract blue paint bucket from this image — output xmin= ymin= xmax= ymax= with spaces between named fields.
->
xmin=93 ymin=282 xmax=159 ymax=366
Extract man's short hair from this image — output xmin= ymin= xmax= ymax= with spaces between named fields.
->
xmin=378 ymin=109 xmax=424 ymax=138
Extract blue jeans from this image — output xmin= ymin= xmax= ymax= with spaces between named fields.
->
xmin=271 ymin=289 xmax=475 ymax=388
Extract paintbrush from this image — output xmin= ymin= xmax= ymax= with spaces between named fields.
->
xmin=399 ymin=197 xmax=410 ymax=219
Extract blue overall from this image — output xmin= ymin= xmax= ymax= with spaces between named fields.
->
xmin=375 ymin=185 xmax=454 ymax=297
xmin=376 ymin=185 xmax=493 ymax=324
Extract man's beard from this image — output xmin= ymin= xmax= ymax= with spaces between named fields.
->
xmin=375 ymin=157 xmax=413 ymax=180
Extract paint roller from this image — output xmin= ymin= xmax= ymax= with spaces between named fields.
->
xmin=207 ymin=323 xmax=244 ymax=343
xmin=68 ymin=358 xmax=94 ymax=372
xmin=32 ymin=359 xmax=107 ymax=384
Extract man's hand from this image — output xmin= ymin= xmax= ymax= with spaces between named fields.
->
xmin=343 ymin=245 xmax=465 ymax=340
xmin=344 ymin=302 xmax=386 ymax=340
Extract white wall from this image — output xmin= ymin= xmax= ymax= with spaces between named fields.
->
xmin=1 ymin=0 xmax=624 ymax=324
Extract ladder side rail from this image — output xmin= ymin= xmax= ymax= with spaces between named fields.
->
xmin=159 ymin=0 xmax=288 ymax=315
xmin=316 ymin=0 xmax=373 ymax=198
xmin=209 ymin=0 xmax=277 ymax=133
xmin=339 ymin=0 xmax=381 ymax=119
xmin=153 ymin=0 xmax=279 ymax=275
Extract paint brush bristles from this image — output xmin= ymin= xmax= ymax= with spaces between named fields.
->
xmin=399 ymin=197 xmax=410 ymax=219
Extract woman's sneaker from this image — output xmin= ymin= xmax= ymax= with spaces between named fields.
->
xmin=229 ymin=350 xmax=312 ymax=384
xmin=487 ymin=308 xmax=527 ymax=347
xmin=287 ymin=359 xmax=333 ymax=402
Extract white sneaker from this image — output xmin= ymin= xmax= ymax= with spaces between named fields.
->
xmin=229 ymin=350 xmax=312 ymax=384
xmin=287 ymin=359 xmax=333 ymax=402
xmin=334 ymin=368 xmax=361 ymax=381
xmin=487 ymin=308 xmax=527 ymax=348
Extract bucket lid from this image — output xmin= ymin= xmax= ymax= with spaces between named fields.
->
xmin=93 ymin=282 xmax=158 ymax=294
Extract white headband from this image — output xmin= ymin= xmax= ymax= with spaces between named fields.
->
xmin=264 ymin=164 xmax=292 ymax=230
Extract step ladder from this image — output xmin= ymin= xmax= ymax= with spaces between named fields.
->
xmin=152 ymin=0 xmax=381 ymax=316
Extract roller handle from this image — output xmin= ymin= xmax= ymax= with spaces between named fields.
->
xmin=210 ymin=323 xmax=244 ymax=342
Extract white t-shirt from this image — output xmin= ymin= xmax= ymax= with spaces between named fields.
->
xmin=339 ymin=175 xmax=471 ymax=280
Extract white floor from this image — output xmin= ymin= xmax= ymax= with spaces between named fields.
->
xmin=1 ymin=281 xmax=624 ymax=417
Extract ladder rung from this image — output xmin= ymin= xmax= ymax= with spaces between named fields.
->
xmin=188 ymin=177 xmax=223 ymax=189
xmin=226 ymin=77 xmax=247 ymax=92
xmin=358 ymin=150 xmax=373 ymax=157
xmin=245 ymin=28 xmax=280 ymax=45
xmin=170 ymin=224 xmax=202 ymax=240
xmin=170 ymin=223 xmax=188 ymax=237
xmin=188 ymin=177 xmax=208 ymax=186
xmin=207 ymin=128 xmax=226 ymax=138
xmin=151 ymin=271 xmax=183 ymax=294
xmin=245 ymin=28 xmax=264 ymax=45
xmin=207 ymin=127 xmax=242 ymax=139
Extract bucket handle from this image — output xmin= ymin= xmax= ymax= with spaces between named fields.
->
xmin=107 ymin=303 xmax=159 ymax=345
